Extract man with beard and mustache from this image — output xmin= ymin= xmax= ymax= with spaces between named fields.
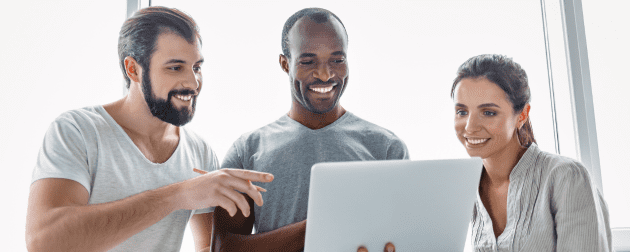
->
xmin=26 ymin=7 xmax=273 ymax=252
xmin=210 ymin=8 xmax=409 ymax=252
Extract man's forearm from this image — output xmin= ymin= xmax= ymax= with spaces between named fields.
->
xmin=27 ymin=183 xmax=181 ymax=252
xmin=215 ymin=220 xmax=306 ymax=252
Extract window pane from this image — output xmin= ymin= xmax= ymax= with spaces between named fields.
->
xmin=583 ymin=0 xmax=630 ymax=228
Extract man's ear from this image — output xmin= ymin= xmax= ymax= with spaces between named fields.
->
xmin=279 ymin=54 xmax=290 ymax=74
xmin=518 ymin=103 xmax=531 ymax=128
xmin=124 ymin=56 xmax=142 ymax=83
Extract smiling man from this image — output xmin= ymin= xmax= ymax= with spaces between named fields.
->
xmin=25 ymin=7 xmax=273 ymax=252
xmin=211 ymin=8 xmax=409 ymax=251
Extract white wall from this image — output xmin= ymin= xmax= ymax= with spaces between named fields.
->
xmin=0 ymin=0 xmax=125 ymax=250
xmin=1 ymin=0 xmax=626 ymax=251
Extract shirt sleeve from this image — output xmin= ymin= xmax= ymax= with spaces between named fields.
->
xmin=32 ymin=115 xmax=92 ymax=194
xmin=221 ymin=140 xmax=245 ymax=169
xmin=386 ymin=136 xmax=410 ymax=160
xmin=550 ymin=161 xmax=612 ymax=252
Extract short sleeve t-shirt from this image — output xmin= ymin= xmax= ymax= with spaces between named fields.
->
xmin=222 ymin=112 xmax=409 ymax=236
xmin=31 ymin=105 xmax=218 ymax=252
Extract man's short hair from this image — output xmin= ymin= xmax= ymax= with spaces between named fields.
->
xmin=281 ymin=8 xmax=348 ymax=59
xmin=118 ymin=6 xmax=201 ymax=88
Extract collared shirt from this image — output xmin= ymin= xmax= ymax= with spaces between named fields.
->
xmin=471 ymin=144 xmax=612 ymax=252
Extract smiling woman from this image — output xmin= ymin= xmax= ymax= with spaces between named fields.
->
xmin=451 ymin=54 xmax=612 ymax=251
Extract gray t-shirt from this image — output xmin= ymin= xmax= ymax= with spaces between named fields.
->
xmin=222 ymin=112 xmax=409 ymax=236
xmin=31 ymin=105 xmax=218 ymax=252
xmin=472 ymin=143 xmax=612 ymax=251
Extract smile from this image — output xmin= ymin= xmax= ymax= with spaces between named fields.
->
xmin=466 ymin=138 xmax=489 ymax=145
xmin=175 ymin=94 xmax=193 ymax=101
xmin=309 ymin=84 xmax=337 ymax=93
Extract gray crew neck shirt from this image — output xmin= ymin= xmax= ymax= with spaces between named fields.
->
xmin=31 ymin=105 xmax=218 ymax=252
xmin=221 ymin=111 xmax=409 ymax=237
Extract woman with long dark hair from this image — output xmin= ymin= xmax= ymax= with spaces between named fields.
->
xmin=451 ymin=54 xmax=612 ymax=251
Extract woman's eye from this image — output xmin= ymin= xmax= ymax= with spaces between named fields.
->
xmin=484 ymin=111 xmax=497 ymax=116
xmin=169 ymin=66 xmax=181 ymax=71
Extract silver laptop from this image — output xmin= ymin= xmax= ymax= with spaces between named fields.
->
xmin=304 ymin=158 xmax=483 ymax=252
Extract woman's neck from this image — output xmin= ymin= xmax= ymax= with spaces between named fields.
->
xmin=481 ymin=138 xmax=528 ymax=186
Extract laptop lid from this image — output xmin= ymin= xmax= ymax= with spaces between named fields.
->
xmin=304 ymin=158 xmax=483 ymax=252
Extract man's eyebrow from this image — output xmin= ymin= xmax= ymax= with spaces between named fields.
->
xmin=164 ymin=59 xmax=186 ymax=64
xmin=163 ymin=58 xmax=205 ymax=64
xmin=298 ymin=53 xmax=316 ymax=58
xmin=332 ymin=51 xmax=346 ymax=57
xmin=455 ymin=103 xmax=467 ymax=108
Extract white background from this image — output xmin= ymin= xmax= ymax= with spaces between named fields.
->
xmin=0 ymin=0 xmax=627 ymax=251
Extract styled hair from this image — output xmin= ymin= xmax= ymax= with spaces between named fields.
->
xmin=281 ymin=7 xmax=347 ymax=58
xmin=451 ymin=54 xmax=536 ymax=147
xmin=118 ymin=6 xmax=201 ymax=88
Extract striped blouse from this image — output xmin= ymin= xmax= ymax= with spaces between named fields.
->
xmin=471 ymin=143 xmax=613 ymax=252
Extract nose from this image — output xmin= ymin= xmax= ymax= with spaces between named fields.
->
xmin=465 ymin=114 xmax=482 ymax=133
xmin=313 ymin=63 xmax=334 ymax=82
xmin=182 ymin=69 xmax=200 ymax=90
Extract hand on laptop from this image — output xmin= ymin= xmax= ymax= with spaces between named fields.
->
xmin=357 ymin=242 xmax=395 ymax=252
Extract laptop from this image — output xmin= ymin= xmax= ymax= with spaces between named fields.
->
xmin=304 ymin=158 xmax=483 ymax=252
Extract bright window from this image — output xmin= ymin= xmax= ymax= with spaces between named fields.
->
xmin=583 ymin=0 xmax=630 ymax=230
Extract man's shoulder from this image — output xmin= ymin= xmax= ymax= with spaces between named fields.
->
xmin=341 ymin=112 xmax=401 ymax=140
xmin=180 ymin=127 xmax=213 ymax=152
xmin=51 ymin=105 xmax=109 ymax=132
xmin=234 ymin=115 xmax=294 ymax=142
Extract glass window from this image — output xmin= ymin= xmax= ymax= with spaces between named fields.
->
xmin=583 ymin=0 xmax=630 ymax=229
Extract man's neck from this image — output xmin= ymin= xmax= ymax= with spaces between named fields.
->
xmin=287 ymin=102 xmax=346 ymax=130
xmin=103 ymin=88 xmax=178 ymax=142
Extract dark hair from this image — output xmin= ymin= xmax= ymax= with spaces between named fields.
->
xmin=281 ymin=8 xmax=347 ymax=58
xmin=118 ymin=6 xmax=201 ymax=89
xmin=451 ymin=54 xmax=536 ymax=148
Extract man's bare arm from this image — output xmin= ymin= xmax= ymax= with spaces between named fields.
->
xmin=213 ymin=194 xmax=306 ymax=252
xmin=26 ymin=178 xmax=181 ymax=252
xmin=26 ymin=169 xmax=273 ymax=252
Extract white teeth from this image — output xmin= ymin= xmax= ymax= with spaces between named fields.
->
xmin=176 ymin=95 xmax=192 ymax=101
xmin=310 ymin=86 xmax=334 ymax=93
xmin=467 ymin=138 xmax=489 ymax=145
